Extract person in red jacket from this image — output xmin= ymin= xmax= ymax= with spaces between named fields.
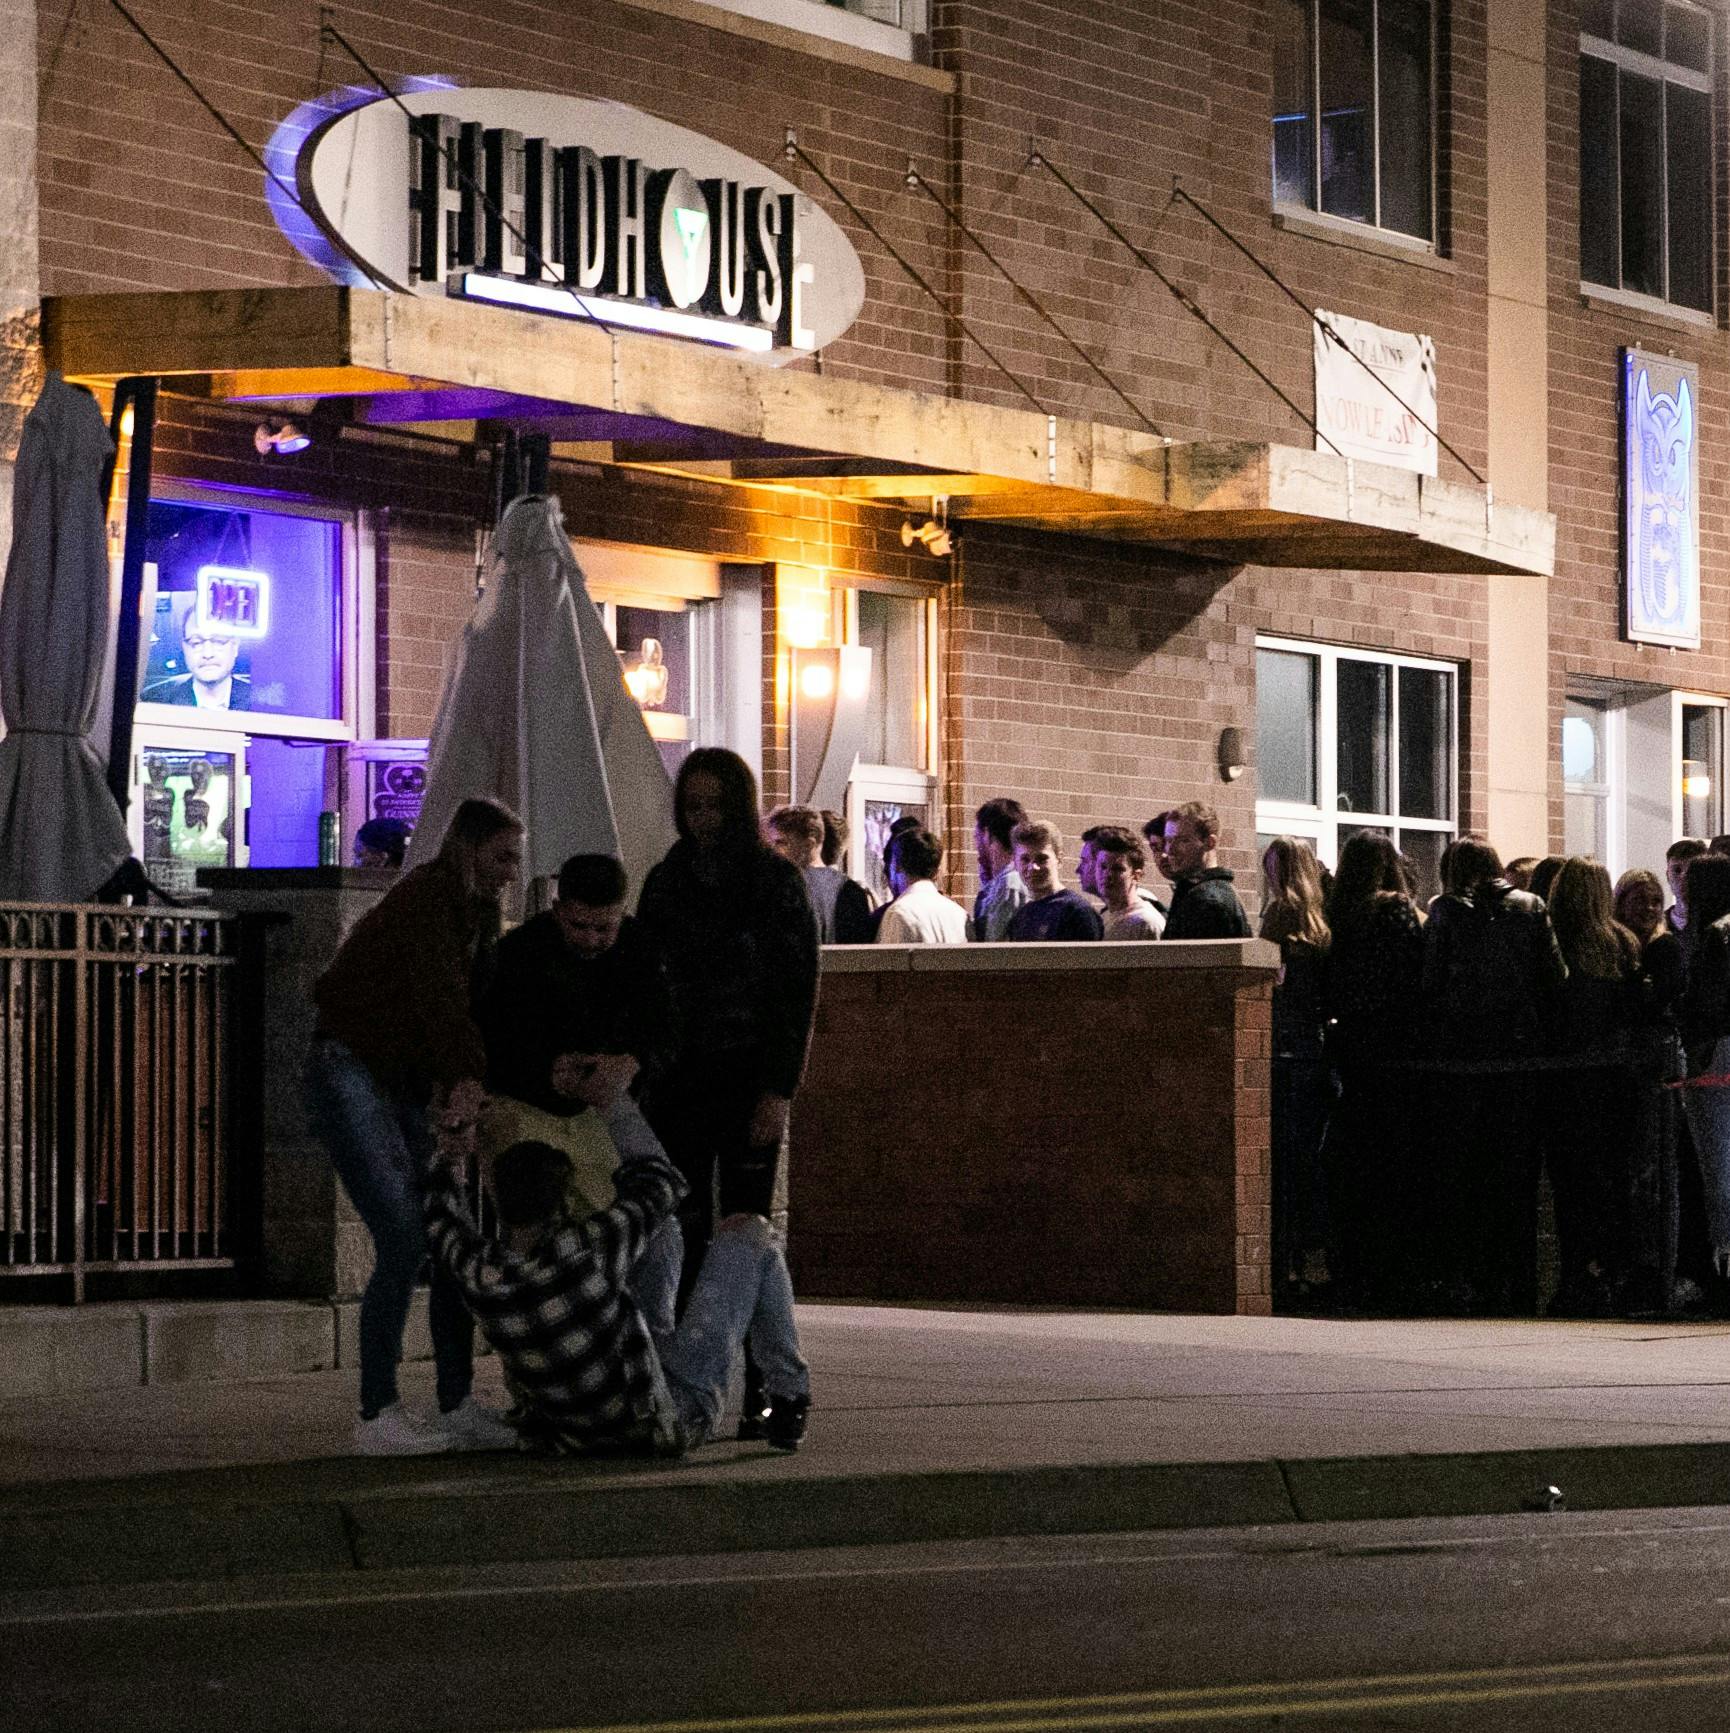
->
xmin=306 ymin=796 xmax=524 ymax=1456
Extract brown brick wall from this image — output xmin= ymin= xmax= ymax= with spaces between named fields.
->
xmin=789 ymin=956 xmax=1275 ymax=1314
xmin=1544 ymin=0 xmax=1730 ymax=854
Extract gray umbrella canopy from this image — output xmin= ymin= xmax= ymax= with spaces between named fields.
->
xmin=412 ymin=493 xmax=677 ymax=902
xmin=0 ymin=375 xmax=131 ymax=902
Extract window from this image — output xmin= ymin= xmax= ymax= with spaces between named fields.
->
xmin=691 ymin=0 xmax=926 ymax=61
xmin=1272 ymin=0 xmax=1435 ymax=242
xmin=1580 ymin=0 xmax=1714 ymax=313
xmin=1255 ymin=637 xmax=1457 ymax=900
xmin=838 ymin=584 xmax=937 ymax=777
xmin=1681 ymin=699 xmax=1724 ymax=839
xmin=1563 ymin=696 xmax=1612 ymax=859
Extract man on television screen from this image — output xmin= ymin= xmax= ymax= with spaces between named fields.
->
xmin=142 ymin=607 xmax=252 ymax=711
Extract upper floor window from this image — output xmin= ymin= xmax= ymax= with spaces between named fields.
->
xmin=1272 ymin=0 xmax=1435 ymax=243
xmin=697 ymin=0 xmax=926 ymax=60
xmin=1580 ymin=0 xmax=1714 ymax=313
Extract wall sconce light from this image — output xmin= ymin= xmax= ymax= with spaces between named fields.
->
xmin=1683 ymin=758 xmax=1712 ymax=800
xmin=253 ymin=415 xmax=312 ymax=456
xmin=900 ymin=494 xmax=955 ymax=558
xmin=1218 ymin=726 xmax=1247 ymax=783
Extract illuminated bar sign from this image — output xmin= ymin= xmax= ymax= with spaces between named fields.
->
xmin=283 ymin=90 xmax=866 ymax=361
xmin=1622 ymin=347 xmax=1700 ymax=650
xmin=196 ymin=565 xmax=271 ymax=639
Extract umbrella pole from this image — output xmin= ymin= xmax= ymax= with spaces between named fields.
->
xmin=105 ymin=377 xmax=159 ymax=816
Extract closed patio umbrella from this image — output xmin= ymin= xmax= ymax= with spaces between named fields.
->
xmin=0 ymin=375 xmax=131 ymax=902
xmin=412 ymin=492 xmax=677 ymax=902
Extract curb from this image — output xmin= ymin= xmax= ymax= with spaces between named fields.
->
xmin=8 ymin=1441 xmax=1730 ymax=1594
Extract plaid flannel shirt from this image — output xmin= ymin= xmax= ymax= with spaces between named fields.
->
xmin=421 ymin=1147 xmax=688 ymax=1454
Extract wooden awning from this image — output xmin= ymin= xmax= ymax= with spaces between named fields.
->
xmin=43 ymin=287 xmax=1553 ymax=577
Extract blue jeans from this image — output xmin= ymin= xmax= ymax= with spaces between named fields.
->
xmin=304 ymin=1037 xmax=475 ymax=1418
xmin=651 ymin=1214 xmax=808 ymax=1448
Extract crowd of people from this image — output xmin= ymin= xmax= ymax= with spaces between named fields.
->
xmin=1264 ymin=828 xmax=1730 ymax=1322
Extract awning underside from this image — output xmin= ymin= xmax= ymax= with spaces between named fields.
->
xmin=43 ymin=287 xmax=1554 ymax=578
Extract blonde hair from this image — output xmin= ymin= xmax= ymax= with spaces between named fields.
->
xmin=1259 ymin=836 xmax=1330 ymax=952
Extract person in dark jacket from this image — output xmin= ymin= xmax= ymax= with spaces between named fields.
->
xmin=765 ymin=804 xmax=875 ymax=943
xmin=477 ymin=852 xmax=675 ymax=1214
xmin=1006 ymin=820 xmax=1103 ymax=940
xmin=1546 ymin=858 xmax=1649 ymax=1315
xmin=1260 ymin=836 xmax=1334 ymax=1301
xmin=306 ymin=795 xmax=525 ymax=1457
xmin=1160 ymin=803 xmax=1252 ymax=940
xmin=636 ymin=748 xmax=820 ymax=1438
xmin=1423 ymin=838 xmax=1565 ymax=1313
xmin=1324 ymin=831 xmax=1426 ymax=1310
xmin=1678 ymin=854 xmax=1730 ymax=1287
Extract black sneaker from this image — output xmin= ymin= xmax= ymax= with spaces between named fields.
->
xmin=736 ymin=1397 xmax=772 ymax=1443
xmin=765 ymin=1393 xmax=810 ymax=1452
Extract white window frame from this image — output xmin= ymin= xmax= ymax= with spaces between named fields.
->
xmin=132 ymin=481 xmax=373 ymax=745
xmin=1254 ymin=633 xmax=1458 ymax=871
xmin=1579 ymin=0 xmax=1716 ymax=312
xmin=685 ymin=0 xmax=924 ymax=60
xmin=1272 ymin=0 xmax=1439 ymax=247
xmin=1675 ymin=688 xmax=1729 ymax=842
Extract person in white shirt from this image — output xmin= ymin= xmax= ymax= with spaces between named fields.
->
xmin=877 ymin=827 xmax=968 ymax=944
xmin=1096 ymin=827 xmax=1165 ymax=939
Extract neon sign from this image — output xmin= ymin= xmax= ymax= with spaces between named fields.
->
xmin=195 ymin=566 xmax=272 ymax=640
xmin=1622 ymin=349 xmax=1700 ymax=650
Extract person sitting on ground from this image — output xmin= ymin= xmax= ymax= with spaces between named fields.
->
xmin=765 ymin=804 xmax=874 ymax=944
xmin=422 ymin=1115 xmax=811 ymax=1457
xmin=353 ymin=817 xmax=413 ymax=870
xmin=877 ymin=826 xmax=967 ymax=943
xmin=1666 ymin=837 xmax=1709 ymax=936
xmin=477 ymin=852 xmax=675 ymax=1216
xmin=1006 ymin=820 xmax=1103 ymax=940
xmin=971 ymin=797 xmax=1030 ymax=941
xmin=1160 ymin=802 xmax=1252 ymax=939
xmin=1093 ymin=827 xmax=1164 ymax=939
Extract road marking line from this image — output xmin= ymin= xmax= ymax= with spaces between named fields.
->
xmin=540 ymin=1655 xmax=1730 ymax=1733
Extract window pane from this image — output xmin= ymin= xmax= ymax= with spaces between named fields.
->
xmin=143 ymin=500 xmax=343 ymax=723
xmin=1256 ymin=649 xmax=1319 ymax=803
xmin=1398 ymin=666 xmax=1453 ymax=820
xmin=615 ymin=604 xmax=691 ymax=717
xmin=1666 ymin=4 xmax=1711 ymax=72
xmin=1580 ymin=55 xmax=1621 ymax=288
xmin=1336 ymin=657 xmax=1391 ymax=815
xmin=1377 ymin=0 xmax=1433 ymax=239
xmin=1619 ymin=0 xmax=1663 ymax=55
xmin=1580 ymin=0 xmax=1614 ymax=37
xmin=1319 ymin=0 xmax=1374 ymax=223
xmin=855 ymin=590 xmax=922 ymax=768
xmin=1563 ymin=792 xmax=1608 ymax=862
xmin=1666 ymin=81 xmax=1712 ymax=311
xmin=1273 ymin=0 xmax=1316 ymax=208
xmin=1619 ymin=71 xmax=1666 ymax=298
xmin=1397 ymin=828 xmax=1449 ymax=905
xmin=1682 ymin=703 xmax=1721 ymax=840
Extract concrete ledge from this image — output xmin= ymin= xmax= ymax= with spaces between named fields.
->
xmin=144 ymin=1302 xmax=337 ymax=1386
xmin=11 ymin=1441 xmax=1730 ymax=1593
xmin=821 ymin=938 xmax=1279 ymax=973
xmin=0 ymin=1306 xmax=143 ymax=1398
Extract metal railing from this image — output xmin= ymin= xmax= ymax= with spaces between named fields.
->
xmin=1 ymin=904 xmax=240 ymax=1300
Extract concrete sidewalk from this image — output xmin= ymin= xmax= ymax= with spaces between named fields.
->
xmin=6 ymin=1303 xmax=1730 ymax=1594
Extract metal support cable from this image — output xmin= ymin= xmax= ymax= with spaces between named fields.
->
xmin=904 ymin=164 xmax=1164 ymax=440
xmin=319 ymin=19 xmax=618 ymax=336
xmin=784 ymin=135 xmax=1048 ymax=418
xmin=1026 ymin=149 xmax=1330 ymax=456
xmin=1167 ymin=182 xmax=1482 ymax=483
xmin=104 ymin=0 xmax=394 ymax=289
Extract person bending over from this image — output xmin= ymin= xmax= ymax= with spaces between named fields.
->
xmin=422 ymin=1118 xmax=811 ymax=1455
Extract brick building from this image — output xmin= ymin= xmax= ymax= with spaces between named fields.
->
xmin=2 ymin=0 xmax=1616 ymax=917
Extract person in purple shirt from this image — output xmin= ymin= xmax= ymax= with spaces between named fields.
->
xmin=1006 ymin=820 xmax=1104 ymax=941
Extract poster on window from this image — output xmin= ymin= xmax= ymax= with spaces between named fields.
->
xmin=1622 ymin=348 xmax=1700 ymax=650
xmin=1312 ymin=310 xmax=1438 ymax=476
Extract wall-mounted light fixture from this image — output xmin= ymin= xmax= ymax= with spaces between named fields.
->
xmin=1218 ymin=726 xmax=1247 ymax=783
xmin=1683 ymin=758 xmax=1712 ymax=800
xmin=900 ymin=494 xmax=955 ymax=558
xmin=790 ymin=644 xmax=874 ymax=810
xmin=253 ymin=415 xmax=312 ymax=456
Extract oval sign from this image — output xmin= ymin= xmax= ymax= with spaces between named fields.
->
xmin=286 ymin=90 xmax=866 ymax=365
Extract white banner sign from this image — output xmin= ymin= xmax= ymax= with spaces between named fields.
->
xmin=1313 ymin=310 xmax=1438 ymax=476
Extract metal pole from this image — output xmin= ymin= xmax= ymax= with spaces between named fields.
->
xmin=107 ymin=377 xmax=158 ymax=814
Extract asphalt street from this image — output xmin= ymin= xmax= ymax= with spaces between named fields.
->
xmin=9 ymin=1506 xmax=1730 ymax=1731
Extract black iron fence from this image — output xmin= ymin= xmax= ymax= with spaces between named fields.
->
xmin=1 ymin=904 xmax=241 ymax=1300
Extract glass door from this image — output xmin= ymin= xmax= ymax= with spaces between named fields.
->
xmin=131 ymin=729 xmax=248 ymax=895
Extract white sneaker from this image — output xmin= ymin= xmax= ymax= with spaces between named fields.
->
xmin=434 ymin=1396 xmax=521 ymax=1452
xmin=353 ymin=1402 xmax=452 ymax=1457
